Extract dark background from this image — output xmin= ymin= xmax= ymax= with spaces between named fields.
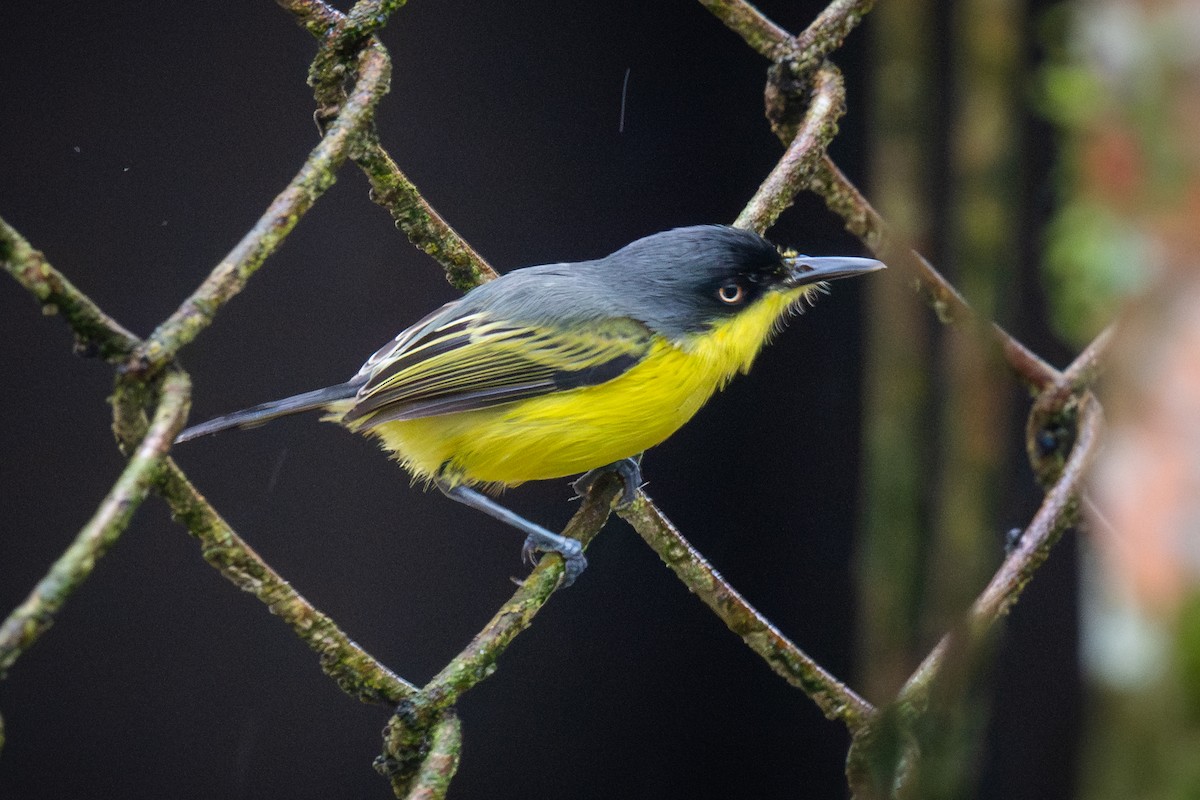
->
xmin=0 ymin=2 xmax=1074 ymax=798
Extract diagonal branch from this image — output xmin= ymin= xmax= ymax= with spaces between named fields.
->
xmin=353 ymin=133 xmax=499 ymax=289
xmin=812 ymin=156 xmax=1060 ymax=390
xmin=0 ymin=216 xmax=140 ymax=362
xmin=378 ymin=480 xmax=619 ymax=786
xmin=617 ymin=495 xmax=875 ymax=731
xmin=277 ymin=0 xmax=498 ymax=289
xmin=735 ymin=62 xmax=845 ymax=232
xmin=0 ymin=370 xmax=191 ymax=677
xmin=398 ymin=711 xmax=461 ymax=800
xmin=898 ymin=394 xmax=1102 ymax=709
xmin=130 ymin=41 xmax=393 ymax=377
xmin=152 ymin=458 xmax=417 ymax=705
xmin=790 ymin=0 xmax=877 ymax=75
xmin=697 ymin=0 xmax=795 ymax=59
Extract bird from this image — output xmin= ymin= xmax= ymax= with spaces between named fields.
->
xmin=176 ymin=225 xmax=884 ymax=585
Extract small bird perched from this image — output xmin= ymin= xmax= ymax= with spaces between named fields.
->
xmin=177 ymin=225 xmax=884 ymax=584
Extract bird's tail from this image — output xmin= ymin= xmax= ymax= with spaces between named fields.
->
xmin=175 ymin=382 xmax=359 ymax=444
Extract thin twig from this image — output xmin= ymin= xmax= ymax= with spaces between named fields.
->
xmin=791 ymin=0 xmax=877 ymax=75
xmin=400 ymin=712 xmax=462 ymax=800
xmin=1025 ymin=324 xmax=1115 ymax=484
xmin=899 ymin=394 xmax=1102 ymax=708
xmin=0 ymin=215 xmax=140 ymax=361
xmin=734 ymin=63 xmax=845 ymax=232
xmin=354 ymin=132 xmax=499 ymax=289
xmin=0 ymin=371 xmax=191 ymax=677
xmin=277 ymin=0 xmax=498 ymax=289
xmin=697 ymin=0 xmax=794 ymax=59
xmin=617 ymin=494 xmax=875 ymax=731
xmin=130 ymin=43 xmax=392 ymax=377
xmin=812 ymin=156 xmax=1060 ymax=390
xmin=153 ymin=458 xmax=417 ymax=704
xmin=379 ymin=480 xmax=619 ymax=774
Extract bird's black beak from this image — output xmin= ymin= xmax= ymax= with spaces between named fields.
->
xmin=782 ymin=254 xmax=886 ymax=288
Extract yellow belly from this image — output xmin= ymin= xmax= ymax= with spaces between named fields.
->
xmin=346 ymin=287 xmax=805 ymax=487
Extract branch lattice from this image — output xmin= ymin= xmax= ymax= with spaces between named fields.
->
xmin=0 ymin=1 xmax=1104 ymax=797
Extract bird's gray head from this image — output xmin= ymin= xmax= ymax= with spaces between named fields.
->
xmin=581 ymin=225 xmax=884 ymax=337
xmin=459 ymin=225 xmax=884 ymax=339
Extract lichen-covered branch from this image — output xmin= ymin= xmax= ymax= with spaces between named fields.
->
xmin=699 ymin=0 xmax=874 ymax=74
xmin=353 ymin=133 xmax=498 ymax=289
xmin=616 ymin=494 xmax=875 ymax=731
xmin=790 ymin=0 xmax=877 ymax=75
xmin=153 ymin=459 xmax=416 ymax=705
xmin=307 ymin=1 xmax=409 ymax=119
xmin=378 ymin=480 xmax=619 ymax=782
xmin=899 ymin=394 xmax=1102 ymax=709
xmin=130 ymin=42 xmax=392 ymax=376
xmin=398 ymin=711 xmax=461 ymax=800
xmin=697 ymin=0 xmax=794 ymax=59
xmin=0 ymin=215 xmax=140 ymax=362
xmin=812 ymin=156 xmax=1060 ymax=391
xmin=277 ymin=0 xmax=498 ymax=289
xmin=0 ymin=370 xmax=190 ymax=677
xmin=1026 ymin=324 xmax=1114 ymax=484
xmin=734 ymin=63 xmax=845 ymax=232
xmin=275 ymin=0 xmax=341 ymax=36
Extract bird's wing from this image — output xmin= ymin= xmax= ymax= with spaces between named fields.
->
xmin=342 ymin=309 xmax=652 ymax=427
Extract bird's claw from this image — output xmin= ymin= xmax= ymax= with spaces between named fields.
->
xmin=572 ymin=457 xmax=643 ymax=508
xmin=521 ymin=533 xmax=587 ymax=587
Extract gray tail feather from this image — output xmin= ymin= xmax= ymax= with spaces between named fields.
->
xmin=175 ymin=382 xmax=359 ymax=444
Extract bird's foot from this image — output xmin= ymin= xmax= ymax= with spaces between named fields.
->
xmin=521 ymin=533 xmax=587 ymax=587
xmin=572 ymin=456 xmax=644 ymax=509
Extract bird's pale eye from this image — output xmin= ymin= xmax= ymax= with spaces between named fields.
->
xmin=717 ymin=281 xmax=747 ymax=305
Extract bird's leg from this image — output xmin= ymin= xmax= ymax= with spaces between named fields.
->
xmin=572 ymin=455 xmax=643 ymax=508
xmin=436 ymin=481 xmax=587 ymax=586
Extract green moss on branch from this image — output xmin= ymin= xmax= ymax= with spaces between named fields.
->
xmin=0 ymin=216 xmax=140 ymax=361
xmin=0 ymin=371 xmax=190 ymax=677
xmin=132 ymin=43 xmax=393 ymax=377
xmin=617 ymin=493 xmax=875 ymax=732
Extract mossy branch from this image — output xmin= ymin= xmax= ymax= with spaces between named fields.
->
xmin=392 ymin=711 xmax=461 ymax=800
xmin=129 ymin=42 xmax=393 ymax=378
xmin=0 ymin=370 xmax=190 ymax=677
xmin=811 ymin=156 xmax=1060 ymax=391
xmin=699 ymin=0 xmax=875 ymax=74
xmin=697 ymin=0 xmax=795 ymax=59
xmin=152 ymin=458 xmax=418 ymax=704
xmin=616 ymin=493 xmax=875 ymax=731
xmin=278 ymin=0 xmax=498 ymax=289
xmin=897 ymin=394 xmax=1101 ymax=712
xmin=734 ymin=62 xmax=845 ymax=232
xmin=377 ymin=478 xmax=619 ymax=794
xmin=0 ymin=216 xmax=139 ymax=361
xmin=790 ymin=0 xmax=878 ymax=76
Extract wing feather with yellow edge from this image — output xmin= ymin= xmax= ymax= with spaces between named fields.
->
xmin=342 ymin=309 xmax=652 ymax=428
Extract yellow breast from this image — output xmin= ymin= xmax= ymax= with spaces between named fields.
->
xmin=358 ymin=287 xmax=807 ymax=487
